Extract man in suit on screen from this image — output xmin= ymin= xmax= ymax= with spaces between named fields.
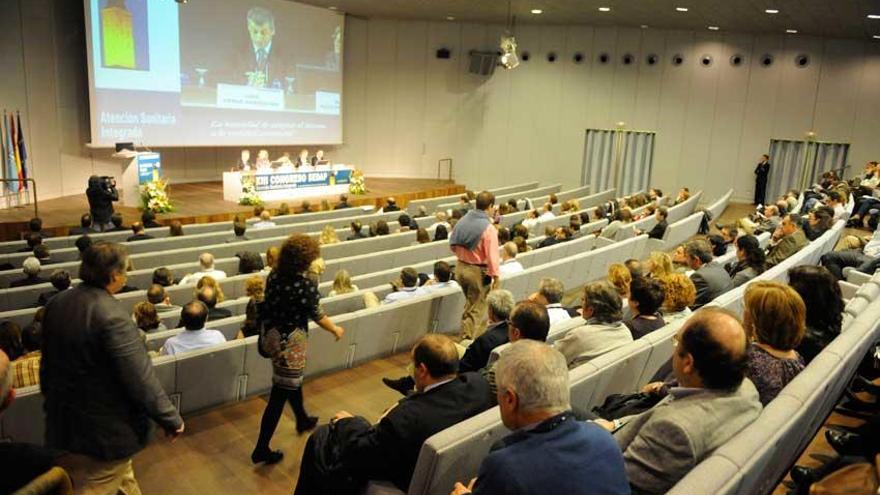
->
xmin=235 ymin=7 xmax=293 ymax=89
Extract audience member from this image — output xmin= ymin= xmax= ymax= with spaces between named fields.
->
xmin=277 ymin=203 xmax=291 ymax=216
xmin=659 ymin=273 xmax=696 ymax=324
xmin=398 ymin=214 xmax=413 ymax=233
xmin=604 ymin=308 xmax=760 ymax=493
xmin=236 ymin=250 xmax=264 ymax=274
xmin=707 ymin=234 xmax=727 ymax=257
xmin=728 ymin=234 xmax=766 ymax=287
xmin=820 ymin=224 xmax=880 ymax=279
xmin=13 ymin=321 xmax=42 ymax=389
xmin=169 ymin=220 xmax=184 ymax=237
xmin=529 ymin=277 xmax=571 ymax=326
xmin=645 ymin=251 xmax=674 ymax=280
xmin=152 ymin=267 xmax=175 ymax=287
xmin=452 ymin=341 xmax=629 ymax=495
xmin=433 ymin=224 xmax=449 ymax=241
xmin=0 ymin=321 xmax=24 ymax=362
xmin=227 ymin=219 xmax=250 ymax=243
xmin=415 ymin=227 xmax=430 ymax=244
xmin=32 ymin=243 xmax=52 ymax=266
xmin=254 ymin=210 xmax=276 ymax=229
xmin=319 ymin=224 xmax=340 ymax=245
xmin=450 ymin=191 xmax=500 ymax=339
xmin=458 ymin=289 xmax=514 ymax=373
xmin=16 ymin=232 xmax=41 ymax=253
xmin=42 ymin=242 xmax=183 ymax=491
xmin=23 ymin=217 xmax=52 ymax=240
xmin=300 ymin=200 xmax=313 ymax=213
xmin=624 ymin=258 xmax=643 ymax=278
xmin=429 ymin=211 xmax=451 ymax=232
xmin=803 ymin=206 xmax=833 ymax=241
xmin=335 ymin=194 xmax=351 ymax=209
xmin=539 ymin=202 xmax=555 ymax=221
xmin=554 ymin=281 xmax=631 ymax=369
xmin=375 ymin=220 xmax=391 ymax=236
xmin=624 ymin=277 xmax=667 ymax=339
xmin=826 ymin=190 xmax=848 ymax=222
xmin=141 ymin=210 xmax=161 ymax=229
xmin=295 ymin=334 xmax=493 ymax=494
xmin=37 ymin=269 xmax=71 ymax=306
xmin=161 ymin=301 xmax=225 ymax=355
xmin=482 ymin=301 xmax=551 ymax=396
xmin=251 ymin=234 xmax=345 ymax=465
xmin=499 ymin=241 xmax=524 ymax=276
xmin=197 ymin=285 xmax=233 ymax=321
xmin=642 ymin=207 xmax=669 ymax=240
xmin=195 ymin=275 xmax=226 ymax=303
xmin=382 ymin=267 xmax=420 ymax=304
xmin=133 ymin=301 xmax=166 ymax=333
xmin=606 ymin=263 xmax=632 ymax=310
xmin=787 ymin=265 xmax=843 ymax=364
xmin=264 ymin=246 xmax=280 ymax=273
xmin=147 ymin=284 xmax=182 ymax=314
xmin=382 ymin=197 xmax=400 ymax=213
xmin=126 ymin=222 xmax=154 ymax=242
xmin=539 ymin=227 xmax=562 ymax=249
xmin=325 ymin=270 xmax=356 ymax=298
xmin=766 ymin=213 xmax=808 ymax=267
xmin=75 ymin=234 xmax=93 ymax=258
xmin=9 ymin=257 xmax=46 ymax=288
xmin=683 ymin=240 xmax=733 ymax=309
xmin=239 ymin=276 xmax=266 ymax=339
xmin=742 ymin=281 xmax=806 ymax=405
xmin=108 ymin=212 xmax=126 ymax=231
xmin=70 ymin=213 xmax=93 ymax=236
xmin=178 ymin=253 xmax=227 ymax=285
xmin=348 ymin=220 xmax=367 ymax=240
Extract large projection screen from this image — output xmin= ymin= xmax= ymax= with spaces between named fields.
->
xmin=84 ymin=0 xmax=344 ymax=147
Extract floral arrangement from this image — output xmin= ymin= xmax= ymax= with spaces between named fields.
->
xmin=239 ymin=175 xmax=263 ymax=206
xmin=349 ymin=169 xmax=367 ymax=195
xmin=140 ymin=178 xmax=174 ymax=213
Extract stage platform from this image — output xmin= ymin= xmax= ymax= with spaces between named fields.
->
xmin=0 ymin=177 xmax=464 ymax=241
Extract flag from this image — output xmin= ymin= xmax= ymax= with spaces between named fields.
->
xmin=16 ymin=113 xmax=27 ymax=190
xmin=4 ymin=113 xmax=17 ymax=194
xmin=11 ymin=114 xmax=22 ymax=192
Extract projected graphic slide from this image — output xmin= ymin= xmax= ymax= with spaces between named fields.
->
xmin=85 ymin=0 xmax=344 ymax=147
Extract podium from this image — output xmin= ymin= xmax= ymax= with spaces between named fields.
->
xmin=112 ymin=150 xmax=162 ymax=208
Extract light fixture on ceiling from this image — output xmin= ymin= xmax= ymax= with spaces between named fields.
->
xmin=786 ymin=29 xmax=798 ymax=34
xmin=530 ymin=9 xmax=543 ymax=15
xmin=708 ymin=26 xmax=720 ymax=31
xmin=446 ymin=15 xmax=455 ymax=21
xmin=501 ymin=1 xmax=520 ymax=70
xmin=640 ymin=24 xmax=649 ymax=29
xmin=868 ymin=14 xmax=880 ymax=19
xmin=675 ymin=7 xmax=689 ymax=12
xmin=765 ymin=9 xmax=779 ymax=14
xmin=598 ymin=7 xmax=611 ymax=12
xmin=873 ymin=35 xmax=880 ymax=39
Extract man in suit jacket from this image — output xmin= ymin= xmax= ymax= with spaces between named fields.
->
xmin=604 ymin=308 xmax=762 ymax=494
xmin=41 ymin=243 xmax=183 ymax=492
xmin=451 ymin=341 xmax=629 ymax=495
xmin=766 ymin=213 xmax=809 ymax=267
xmin=334 ymin=193 xmax=351 ymax=210
xmin=459 ymin=289 xmax=514 ymax=373
xmin=643 ymin=206 xmax=669 ymax=240
xmin=233 ymin=7 xmax=294 ymax=89
xmin=36 ymin=269 xmax=71 ymax=307
xmin=684 ymin=240 xmax=733 ymax=309
xmin=295 ymin=334 xmax=495 ymax=494
xmin=69 ymin=213 xmax=93 ymax=236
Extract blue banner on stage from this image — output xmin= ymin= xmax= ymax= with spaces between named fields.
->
xmin=253 ymin=169 xmax=352 ymax=192
xmin=137 ymin=152 xmax=162 ymax=184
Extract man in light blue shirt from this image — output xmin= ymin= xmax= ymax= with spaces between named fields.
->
xmin=161 ymin=301 xmax=226 ymax=356
xmin=417 ymin=261 xmax=460 ymax=295
xmin=382 ymin=267 xmax=421 ymax=304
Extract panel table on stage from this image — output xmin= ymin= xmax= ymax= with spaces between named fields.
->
xmin=222 ymin=165 xmax=353 ymax=202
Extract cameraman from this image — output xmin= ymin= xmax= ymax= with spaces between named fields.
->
xmin=86 ymin=175 xmax=119 ymax=232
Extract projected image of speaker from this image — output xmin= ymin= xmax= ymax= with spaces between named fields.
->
xmin=468 ymin=51 xmax=498 ymax=76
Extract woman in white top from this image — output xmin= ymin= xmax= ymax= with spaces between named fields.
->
xmin=499 ymin=242 xmax=524 ymax=277
xmin=328 ymin=269 xmax=358 ymax=297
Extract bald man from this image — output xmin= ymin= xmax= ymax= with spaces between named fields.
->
xmin=178 ymin=252 xmax=227 ymax=285
xmin=295 ymin=335 xmax=494 ymax=494
xmin=599 ymin=308 xmax=762 ymax=494
xmin=0 ymin=350 xmax=58 ymax=493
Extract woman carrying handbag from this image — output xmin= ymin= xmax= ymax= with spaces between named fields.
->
xmin=251 ymin=233 xmax=345 ymax=465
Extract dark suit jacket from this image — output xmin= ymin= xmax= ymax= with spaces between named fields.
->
xmin=68 ymin=226 xmax=92 ymax=236
xmin=689 ymin=262 xmax=733 ymax=309
xmin=0 ymin=442 xmax=56 ymax=493
xmin=338 ymin=372 xmax=494 ymax=491
xmin=334 ymin=202 xmax=350 ymax=210
xmin=37 ymin=289 xmax=61 ymax=307
xmin=472 ymin=413 xmax=630 ymax=495
xmin=208 ymin=306 xmax=233 ymax=321
xmin=126 ymin=233 xmax=154 ymax=242
xmin=9 ymin=276 xmax=47 ymax=288
xmin=646 ymin=220 xmax=668 ymax=240
xmin=86 ymin=182 xmax=118 ymax=224
xmin=459 ymin=321 xmax=509 ymax=373
xmin=347 ymin=232 xmax=367 ymax=241
xmin=41 ymin=285 xmax=182 ymax=460
xmin=233 ymin=42 xmax=294 ymax=89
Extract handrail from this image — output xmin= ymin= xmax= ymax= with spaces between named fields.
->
xmin=0 ymin=178 xmax=38 ymax=218
xmin=438 ymin=158 xmax=453 ymax=180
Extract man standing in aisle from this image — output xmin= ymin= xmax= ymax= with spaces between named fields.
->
xmin=41 ymin=242 xmax=184 ymax=493
xmin=450 ymin=191 xmax=500 ymax=339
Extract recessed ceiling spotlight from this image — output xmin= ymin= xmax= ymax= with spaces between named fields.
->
xmin=708 ymin=26 xmax=720 ymax=31
xmin=873 ymin=35 xmax=880 ymax=39
xmin=786 ymin=29 xmax=798 ymax=34
xmin=765 ymin=9 xmax=779 ymax=14
xmin=675 ymin=7 xmax=689 ymax=12
xmin=869 ymin=14 xmax=880 ymax=19
xmin=446 ymin=15 xmax=455 ymax=21
xmin=530 ymin=9 xmax=543 ymax=14
xmin=598 ymin=7 xmax=611 ymax=12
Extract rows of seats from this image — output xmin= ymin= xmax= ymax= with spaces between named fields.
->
xmin=405 ymin=181 xmax=538 ymax=215
xmin=433 ymin=184 xmax=563 ymax=212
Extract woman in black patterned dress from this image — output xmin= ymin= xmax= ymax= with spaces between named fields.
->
xmin=251 ymin=234 xmax=345 ymax=465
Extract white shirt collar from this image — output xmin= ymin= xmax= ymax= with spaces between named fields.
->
xmin=254 ymin=42 xmax=272 ymax=57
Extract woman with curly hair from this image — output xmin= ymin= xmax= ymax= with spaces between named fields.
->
xmin=787 ymin=265 xmax=844 ymax=363
xmin=251 ymin=234 xmax=345 ymax=465
xmin=658 ymin=273 xmax=696 ymax=323
xmin=319 ymin=224 xmax=340 ymax=245
xmin=645 ymin=251 xmax=674 ymax=280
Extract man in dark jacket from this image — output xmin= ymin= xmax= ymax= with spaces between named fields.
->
xmin=41 ymin=242 xmax=183 ymax=492
xmin=685 ymin=240 xmax=734 ymax=309
xmin=458 ymin=289 xmax=514 ymax=373
xmin=198 ymin=285 xmax=233 ymax=321
xmin=295 ymin=334 xmax=494 ymax=494
xmin=85 ymin=175 xmax=118 ymax=232
xmin=643 ymin=206 xmax=669 ymax=240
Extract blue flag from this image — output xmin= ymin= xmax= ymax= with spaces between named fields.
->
xmin=3 ymin=113 xmax=17 ymax=194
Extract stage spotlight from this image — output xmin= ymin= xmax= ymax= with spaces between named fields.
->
xmin=499 ymin=34 xmax=520 ymax=69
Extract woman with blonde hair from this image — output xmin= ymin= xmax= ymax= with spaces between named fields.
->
xmin=239 ymin=276 xmax=266 ymax=339
xmin=319 ymin=224 xmax=340 ymax=245
xmin=658 ymin=273 xmax=696 ymax=323
xmin=329 ymin=270 xmax=359 ymax=297
xmin=264 ymin=246 xmax=280 ymax=273
xmin=196 ymin=275 xmax=225 ymax=302
xmin=743 ymin=281 xmax=806 ymax=405
xmin=606 ymin=263 xmax=632 ymax=308
xmin=645 ymin=251 xmax=674 ymax=280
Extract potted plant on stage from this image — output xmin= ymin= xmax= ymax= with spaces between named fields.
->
xmin=349 ymin=169 xmax=367 ymax=195
xmin=239 ymin=174 xmax=263 ymax=206
xmin=140 ymin=178 xmax=174 ymax=213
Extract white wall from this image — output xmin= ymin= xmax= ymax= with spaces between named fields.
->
xmin=2 ymin=0 xmax=880 ymax=203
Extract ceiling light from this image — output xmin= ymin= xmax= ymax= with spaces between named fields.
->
xmin=530 ymin=9 xmax=543 ymax=14
xmin=708 ymin=26 xmax=720 ymax=31
xmin=598 ymin=7 xmax=611 ymax=12
xmin=765 ymin=9 xmax=779 ymax=14
xmin=675 ymin=7 xmax=689 ymax=12
xmin=640 ymin=24 xmax=649 ymax=29
xmin=446 ymin=15 xmax=455 ymax=21
xmin=873 ymin=35 xmax=880 ymax=39
xmin=786 ymin=29 xmax=798 ymax=34
xmin=869 ymin=14 xmax=880 ymax=19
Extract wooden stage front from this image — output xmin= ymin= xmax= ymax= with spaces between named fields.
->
xmin=0 ymin=177 xmax=464 ymax=241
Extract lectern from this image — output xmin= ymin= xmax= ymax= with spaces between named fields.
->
xmin=111 ymin=150 xmax=162 ymax=207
